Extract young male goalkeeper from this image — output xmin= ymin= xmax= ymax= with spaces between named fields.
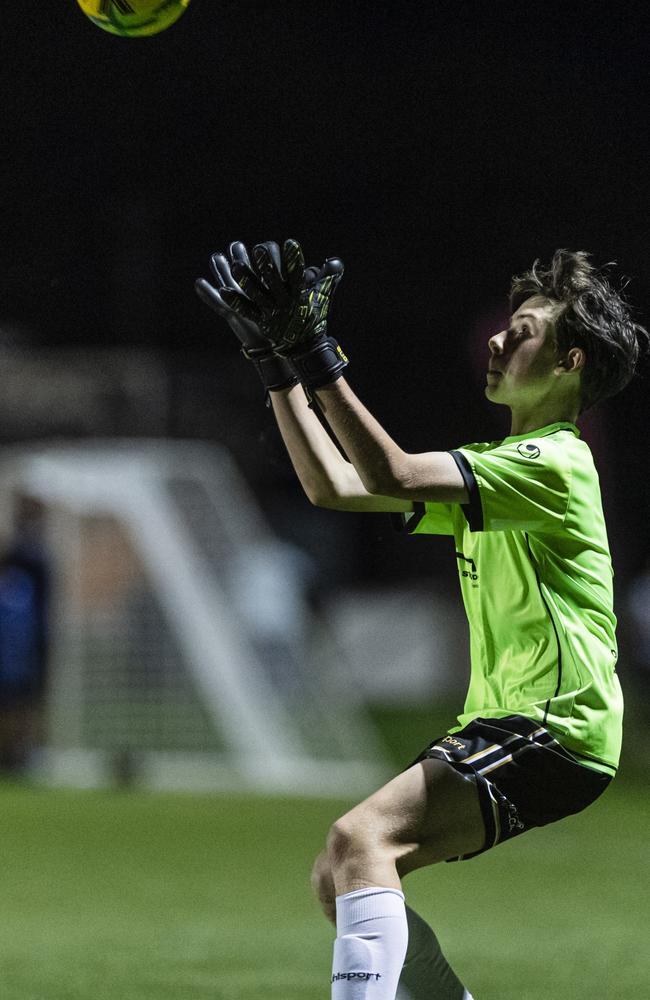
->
xmin=196 ymin=243 xmax=648 ymax=1000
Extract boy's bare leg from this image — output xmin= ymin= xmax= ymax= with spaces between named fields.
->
xmin=313 ymin=759 xmax=483 ymax=999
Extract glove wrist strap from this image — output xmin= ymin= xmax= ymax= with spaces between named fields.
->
xmin=288 ymin=335 xmax=349 ymax=390
xmin=240 ymin=347 xmax=298 ymax=395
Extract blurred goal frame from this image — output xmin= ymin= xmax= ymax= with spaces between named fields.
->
xmin=0 ymin=440 xmax=389 ymax=796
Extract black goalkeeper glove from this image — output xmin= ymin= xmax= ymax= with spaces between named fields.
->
xmin=195 ymin=241 xmax=298 ymax=398
xmin=219 ymin=239 xmax=348 ymax=391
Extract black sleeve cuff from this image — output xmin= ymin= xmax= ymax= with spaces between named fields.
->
xmin=450 ymin=451 xmax=484 ymax=531
xmin=390 ymin=501 xmax=426 ymax=534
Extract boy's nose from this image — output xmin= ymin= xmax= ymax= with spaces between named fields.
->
xmin=488 ymin=330 xmax=506 ymax=355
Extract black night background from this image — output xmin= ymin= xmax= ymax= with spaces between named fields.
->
xmin=1 ymin=2 xmax=649 ymax=590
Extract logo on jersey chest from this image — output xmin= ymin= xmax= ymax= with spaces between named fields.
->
xmin=517 ymin=442 xmax=541 ymax=459
xmin=455 ymin=550 xmax=479 ymax=585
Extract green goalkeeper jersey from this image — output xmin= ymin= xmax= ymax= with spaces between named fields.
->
xmin=406 ymin=420 xmax=621 ymax=775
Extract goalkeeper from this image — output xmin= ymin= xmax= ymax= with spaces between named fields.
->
xmin=196 ymin=242 xmax=648 ymax=1000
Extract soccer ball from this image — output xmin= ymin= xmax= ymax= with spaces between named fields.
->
xmin=76 ymin=0 xmax=191 ymax=37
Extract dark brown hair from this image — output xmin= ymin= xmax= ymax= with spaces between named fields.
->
xmin=510 ymin=249 xmax=649 ymax=412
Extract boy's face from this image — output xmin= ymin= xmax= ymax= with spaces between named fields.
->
xmin=486 ymin=295 xmax=567 ymax=411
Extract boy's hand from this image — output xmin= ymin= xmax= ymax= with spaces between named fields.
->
xmin=195 ymin=242 xmax=298 ymax=398
xmin=218 ymin=239 xmax=349 ymax=390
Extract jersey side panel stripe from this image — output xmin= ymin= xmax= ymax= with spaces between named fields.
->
xmin=525 ymin=532 xmax=564 ymax=723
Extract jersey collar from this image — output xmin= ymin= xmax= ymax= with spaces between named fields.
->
xmin=502 ymin=421 xmax=581 ymax=444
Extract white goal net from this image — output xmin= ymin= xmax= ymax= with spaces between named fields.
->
xmin=0 ymin=441 xmax=390 ymax=795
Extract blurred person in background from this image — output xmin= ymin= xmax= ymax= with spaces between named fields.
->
xmin=197 ymin=242 xmax=648 ymax=1000
xmin=0 ymin=495 xmax=50 ymax=775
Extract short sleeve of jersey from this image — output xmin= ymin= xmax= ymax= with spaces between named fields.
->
xmin=451 ymin=436 xmax=572 ymax=533
xmin=402 ymin=500 xmax=455 ymax=536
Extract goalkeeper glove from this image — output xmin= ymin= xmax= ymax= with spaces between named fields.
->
xmin=195 ymin=241 xmax=298 ymax=398
xmin=220 ymin=239 xmax=348 ymax=391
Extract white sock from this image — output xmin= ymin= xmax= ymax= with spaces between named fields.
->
xmin=332 ymin=887 xmax=409 ymax=1000
xmin=397 ymin=906 xmax=473 ymax=999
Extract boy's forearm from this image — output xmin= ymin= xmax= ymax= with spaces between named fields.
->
xmin=269 ymin=383 xmax=356 ymax=503
xmin=313 ymin=378 xmax=406 ymax=495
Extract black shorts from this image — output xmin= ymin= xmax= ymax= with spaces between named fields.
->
xmin=412 ymin=714 xmax=613 ymax=861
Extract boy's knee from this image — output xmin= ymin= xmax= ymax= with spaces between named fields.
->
xmin=326 ymin=819 xmax=352 ymax=866
xmin=326 ymin=809 xmax=386 ymax=865
xmin=311 ymin=850 xmax=336 ymax=924
xmin=326 ymin=812 xmax=396 ymax=885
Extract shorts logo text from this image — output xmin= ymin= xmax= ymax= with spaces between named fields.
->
xmin=441 ymin=736 xmax=466 ymax=749
xmin=507 ymin=801 xmax=525 ymax=833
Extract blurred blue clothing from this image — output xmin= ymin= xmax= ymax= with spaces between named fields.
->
xmin=0 ymin=568 xmax=39 ymax=684
xmin=0 ymin=541 xmax=50 ymax=704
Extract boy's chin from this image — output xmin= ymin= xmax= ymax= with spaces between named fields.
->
xmin=485 ymin=385 xmax=509 ymax=407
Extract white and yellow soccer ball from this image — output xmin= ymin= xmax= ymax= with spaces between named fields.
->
xmin=76 ymin=0 xmax=191 ymax=37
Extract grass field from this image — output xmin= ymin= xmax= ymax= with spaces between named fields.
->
xmin=1 ymin=714 xmax=648 ymax=999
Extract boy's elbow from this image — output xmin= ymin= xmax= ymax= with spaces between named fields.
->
xmin=362 ymin=449 xmax=411 ymax=497
xmin=306 ymin=481 xmax=340 ymax=509
xmin=307 ymin=490 xmax=329 ymax=508
xmin=363 ymin=466 xmax=405 ymax=498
